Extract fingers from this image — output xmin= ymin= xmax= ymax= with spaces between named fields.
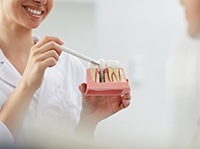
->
xmin=121 ymin=92 xmax=131 ymax=100
xmin=79 ymin=83 xmax=87 ymax=94
xmin=30 ymin=36 xmax=64 ymax=69
xmin=120 ymin=92 xmax=131 ymax=109
xmin=32 ymin=36 xmax=63 ymax=60
xmin=39 ymin=50 xmax=60 ymax=62
xmin=121 ymin=100 xmax=131 ymax=109
xmin=34 ymin=36 xmax=64 ymax=49
xmin=22 ymin=36 xmax=64 ymax=90
xmin=119 ymin=100 xmax=131 ymax=109
xmin=40 ymin=57 xmax=58 ymax=69
xmin=33 ymin=40 xmax=62 ymax=57
xmin=79 ymin=83 xmax=90 ymax=102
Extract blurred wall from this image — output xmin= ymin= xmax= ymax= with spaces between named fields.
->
xmin=33 ymin=0 xmax=186 ymax=148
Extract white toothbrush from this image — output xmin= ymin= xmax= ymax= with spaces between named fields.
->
xmin=62 ymin=46 xmax=99 ymax=66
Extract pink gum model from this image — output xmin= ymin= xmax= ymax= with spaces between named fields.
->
xmin=85 ymin=68 xmax=131 ymax=96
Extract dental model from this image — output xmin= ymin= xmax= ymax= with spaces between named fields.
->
xmin=85 ymin=59 xmax=130 ymax=96
xmin=89 ymin=59 xmax=127 ymax=83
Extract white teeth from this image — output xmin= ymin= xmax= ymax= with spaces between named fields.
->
xmin=115 ymin=60 xmax=120 ymax=68
xmin=112 ymin=60 xmax=120 ymax=68
xmin=106 ymin=60 xmax=113 ymax=68
xmin=111 ymin=60 xmax=116 ymax=68
xmin=91 ymin=59 xmax=121 ymax=68
xmin=26 ymin=7 xmax=42 ymax=15
xmin=89 ymin=59 xmax=120 ymax=69
xmin=98 ymin=58 xmax=106 ymax=70
xmin=106 ymin=60 xmax=120 ymax=68
xmin=88 ymin=59 xmax=125 ymax=83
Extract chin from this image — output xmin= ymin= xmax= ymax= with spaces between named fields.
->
xmin=25 ymin=23 xmax=41 ymax=29
xmin=188 ymin=28 xmax=200 ymax=39
xmin=31 ymin=25 xmax=40 ymax=29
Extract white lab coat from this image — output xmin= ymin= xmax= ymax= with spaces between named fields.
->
xmin=166 ymin=34 xmax=200 ymax=149
xmin=0 ymin=37 xmax=86 ymax=144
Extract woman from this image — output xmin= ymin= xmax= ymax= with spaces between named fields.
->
xmin=180 ymin=0 xmax=200 ymax=148
xmin=0 ymin=0 xmax=131 ymax=146
xmin=166 ymin=0 xmax=200 ymax=148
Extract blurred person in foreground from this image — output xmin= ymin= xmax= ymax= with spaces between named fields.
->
xmin=166 ymin=0 xmax=200 ymax=148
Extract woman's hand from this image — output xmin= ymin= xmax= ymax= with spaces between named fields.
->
xmin=21 ymin=36 xmax=63 ymax=91
xmin=0 ymin=36 xmax=64 ymax=138
xmin=76 ymin=83 xmax=131 ymax=137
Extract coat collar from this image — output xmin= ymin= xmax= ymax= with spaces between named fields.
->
xmin=0 ymin=49 xmax=21 ymax=87
xmin=0 ymin=36 xmax=39 ymax=87
xmin=0 ymin=49 xmax=5 ymax=63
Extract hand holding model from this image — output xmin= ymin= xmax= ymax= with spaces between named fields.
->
xmin=76 ymin=59 xmax=131 ymax=137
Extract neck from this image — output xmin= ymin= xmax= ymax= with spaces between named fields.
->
xmin=0 ymin=7 xmax=37 ymax=75
xmin=0 ymin=13 xmax=35 ymax=58
xmin=0 ymin=27 xmax=34 ymax=53
xmin=0 ymin=25 xmax=35 ymax=75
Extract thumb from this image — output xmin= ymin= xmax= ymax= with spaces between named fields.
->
xmin=79 ymin=83 xmax=87 ymax=94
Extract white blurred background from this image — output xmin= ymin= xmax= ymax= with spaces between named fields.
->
xmin=33 ymin=0 xmax=190 ymax=148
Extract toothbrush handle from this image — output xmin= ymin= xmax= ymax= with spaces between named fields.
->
xmin=61 ymin=46 xmax=99 ymax=65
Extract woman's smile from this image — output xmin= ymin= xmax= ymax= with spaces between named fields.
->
xmin=22 ymin=5 xmax=44 ymax=20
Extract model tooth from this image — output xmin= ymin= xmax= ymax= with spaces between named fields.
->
xmin=110 ymin=60 xmax=114 ymax=67
xmin=98 ymin=58 xmax=106 ymax=82
xmin=112 ymin=60 xmax=120 ymax=82
xmin=88 ymin=62 xmax=99 ymax=82
xmin=104 ymin=68 xmax=110 ymax=82
xmin=110 ymin=67 xmax=118 ymax=82
xmin=95 ymin=69 xmax=100 ymax=83
xmin=119 ymin=68 xmax=127 ymax=82
xmin=106 ymin=60 xmax=112 ymax=68
xmin=115 ymin=60 xmax=120 ymax=68
xmin=106 ymin=60 xmax=118 ymax=82
xmin=98 ymin=58 xmax=106 ymax=70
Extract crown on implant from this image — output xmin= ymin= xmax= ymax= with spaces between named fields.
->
xmin=88 ymin=59 xmax=127 ymax=83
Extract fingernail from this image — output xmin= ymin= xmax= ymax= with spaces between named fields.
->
xmin=60 ymin=39 xmax=64 ymax=44
xmin=124 ymin=100 xmax=130 ymax=105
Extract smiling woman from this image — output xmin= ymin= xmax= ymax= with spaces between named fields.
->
xmin=1 ymin=0 xmax=53 ymax=29
xmin=0 ymin=0 xmax=131 ymax=147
